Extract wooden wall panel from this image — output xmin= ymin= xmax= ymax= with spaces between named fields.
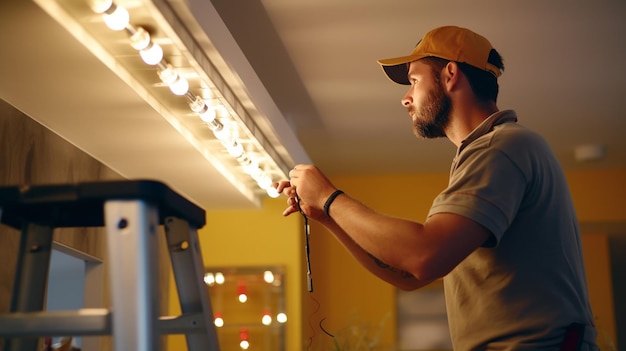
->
xmin=0 ymin=98 xmax=172 ymax=350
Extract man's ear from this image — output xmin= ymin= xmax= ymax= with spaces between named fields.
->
xmin=442 ymin=61 xmax=460 ymax=90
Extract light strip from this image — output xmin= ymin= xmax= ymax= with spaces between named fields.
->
xmin=86 ymin=0 xmax=281 ymax=198
xmin=38 ymin=0 xmax=289 ymax=201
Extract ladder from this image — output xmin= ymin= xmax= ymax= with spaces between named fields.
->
xmin=0 ymin=180 xmax=220 ymax=351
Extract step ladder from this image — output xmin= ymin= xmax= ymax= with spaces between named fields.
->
xmin=0 ymin=180 xmax=220 ymax=351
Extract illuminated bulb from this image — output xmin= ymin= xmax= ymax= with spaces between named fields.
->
xmin=189 ymin=97 xmax=216 ymax=123
xmin=103 ymin=4 xmax=129 ymax=31
xmin=139 ymin=43 xmax=163 ymax=65
xmin=261 ymin=313 xmax=272 ymax=326
xmin=129 ymin=27 xmax=151 ymax=50
xmin=158 ymin=65 xmax=189 ymax=95
xmin=158 ymin=65 xmax=178 ymax=85
xmin=242 ymin=158 xmax=258 ymax=175
xmin=237 ymin=284 xmax=248 ymax=303
xmin=263 ymin=271 xmax=274 ymax=284
xmin=213 ymin=124 xmax=231 ymax=142
xmin=276 ymin=313 xmax=287 ymax=323
xmin=204 ymin=272 xmax=215 ymax=286
xmin=215 ymin=272 xmax=225 ymax=285
xmin=169 ymin=76 xmax=189 ymax=95
xmin=239 ymin=328 xmax=249 ymax=349
xmin=214 ymin=316 xmax=224 ymax=328
xmin=249 ymin=167 xmax=263 ymax=182
xmin=266 ymin=187 xmax=280 ymax=198
xmin=227 ymin=141 xmax=244 ymax=158
xmin=256 ymin=174 xmax=273 ymax=190
xmin=206 ymin=119 xmax=222 ymax=131
xmin=88 ymin=0 xmax=113 ymax=14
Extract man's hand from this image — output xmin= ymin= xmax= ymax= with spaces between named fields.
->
xmin=273 ymin=164 xmax=337 ymax=221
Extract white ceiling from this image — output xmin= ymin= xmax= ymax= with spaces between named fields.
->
xmin=1 ymin=0 xmax=625 ymax=210
xmin=221 ymin=0 xmax=626 ymax=176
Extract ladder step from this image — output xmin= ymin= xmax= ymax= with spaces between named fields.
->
xmin=0 ymin=309 xmax=206 ymax=337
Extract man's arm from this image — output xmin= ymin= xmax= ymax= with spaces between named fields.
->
xmin=323 ymin=193 xmax=492 ymax=289
xmin=277 ymin=165 xmax=492 ymax=290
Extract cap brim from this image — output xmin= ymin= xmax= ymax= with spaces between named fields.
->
xmin=377 ymin=54 xmax=423 ymax=85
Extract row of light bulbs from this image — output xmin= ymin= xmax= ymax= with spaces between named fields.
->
xmin=87 ymin=0 xmax=281 ymax=197
xmin=213 ymin=316 xmax=287 ymax=350
xmin=213 ymin=311 xmax=288 ymax=328
xmin=204 ymin=271 xmax=278 ymax=286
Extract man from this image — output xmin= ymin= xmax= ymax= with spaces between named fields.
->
xmin=275 ymin=26 xmax=597 ymax=350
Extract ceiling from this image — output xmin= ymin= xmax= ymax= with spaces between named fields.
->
xmin=1 ymin=0 xmax=625 ymax=210
xmin=220 ymin=0 xmax=626 ymax=176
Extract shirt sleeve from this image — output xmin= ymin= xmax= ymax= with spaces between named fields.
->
xmin=428 ymin=135 xmax=528 ymax=246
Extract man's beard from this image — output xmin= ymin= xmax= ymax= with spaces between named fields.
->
xmin=412 ymin=80 xmax=451 ymax=139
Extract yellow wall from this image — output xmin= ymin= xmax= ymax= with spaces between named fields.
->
xmin=307 ymin=169 xmax=625 ymax=349
xmin=168 ymin=169 xmax=625 ymax=350
xmin=167 ymin=198 xmax=306 ymax=351
xmin=567 ymin=169 xmax=626 ymax=222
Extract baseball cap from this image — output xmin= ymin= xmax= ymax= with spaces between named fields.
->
xmin=377 ymin=26 xmax=502 ymax=85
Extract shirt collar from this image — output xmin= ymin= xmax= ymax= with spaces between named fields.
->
xmin=459 ymin=110 xmax=518 ymax=152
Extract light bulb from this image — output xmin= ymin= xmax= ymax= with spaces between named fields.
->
xmin=215 ymin=272 xmax=225 ymax=284
xmin=189 ymin=97 xmax=216 ymax=123
xmin=139 ymin=43 xmax=163 ymax=65
xmin=213 ymin=124 xmax=231 ymax=142
xmin=103 ymin=5 xmax=129 ymax=31
xmin=227 ymin=141 xmax=244 ymax=158
xmin=239 ymin=340 xmax=249 ymax=350
xmin=266 ymin=186 xmax=280 ymax=198
xmin=261 ymin=314 xmax=272 ymax=326
xmin=276 ymin=313 xmax=287 ymax=323
xmin=214 ymin=315 xmax=224 ymax=328
xmin=169 ymin=76 xmax=189 ymax=95
xmin=203 ymin=273 xmax=215 ymax=286
xmin=238 ymin=293 xmax=247 ymax=303
xmin=88 ymin=0 xmax=113 ymax=13
xmin=158 ymin=66 xmax=189 ymax=95
xmin=242 ymin=158 xmax=258 ymax=175
xmin=256 ymin=174 xmax=273 ymax=190
xmin=263 ymin=271 xmax=275 ymax=283
xmin=158 ymin=65 xmax=178 ymax=85
xmin=129 ymin=27 xmax=150 ymax=50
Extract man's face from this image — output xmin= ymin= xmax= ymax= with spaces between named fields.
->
xmin=401 ymin=61 xmax=451 ymax=139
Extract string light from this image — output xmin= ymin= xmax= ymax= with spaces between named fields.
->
xmin=239 ymin=328 xmax=249 ymax=350
xmin=214 ymin=313 xmax=224 ymax=328
xmin=158 ymin=64 xmax=189 ymax=96
xmin=276 ymin=313 xmax=287 ymax=323
xmin=215 ymin=272 xmax=225 ymax=285
xmin=203 ymin=272 xmax=215 ymax=286
xmin=261 ymin=311 xmax=272 ymax=326
xmin=237 ymin=283 xmax=248 ymax=303
xmin=263 ymin=271 xmax=274 ymax=284
xmin=88 ymin=0 xmax=286 ymax=197
xmin=88 ymin=0 xmax=129 ymax=31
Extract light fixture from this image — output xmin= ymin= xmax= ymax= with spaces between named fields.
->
xmin=237 ymin=283 xmax=247 ymax=303
xmin=38 ymin=0 xmax=300 ymax=205
xmin=215 ymin=272 xmax=225 ymax=285
xmin=261 ymin=311 xmax=272 ymax=326
xmin=214 ymin=313 xmax=224 ymax=328
xmin=88 ymin=0 xmax=129 ymax=31
xmin=239 ymin=327 xmax=249 ymax=350
xmin=203 ymin=272 xmax=215 ymax=286
xmin=263 ymin=270 xmax=274 ymax=284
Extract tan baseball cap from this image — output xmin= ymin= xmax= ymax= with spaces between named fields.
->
xmin=378 ymin=26 xmax=502 ymax=85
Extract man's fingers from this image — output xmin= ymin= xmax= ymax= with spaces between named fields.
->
xmin=274 ymin=180 xmax=292 ymax=194
xmin=282 ymin=205 xmax=298 ymax=217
